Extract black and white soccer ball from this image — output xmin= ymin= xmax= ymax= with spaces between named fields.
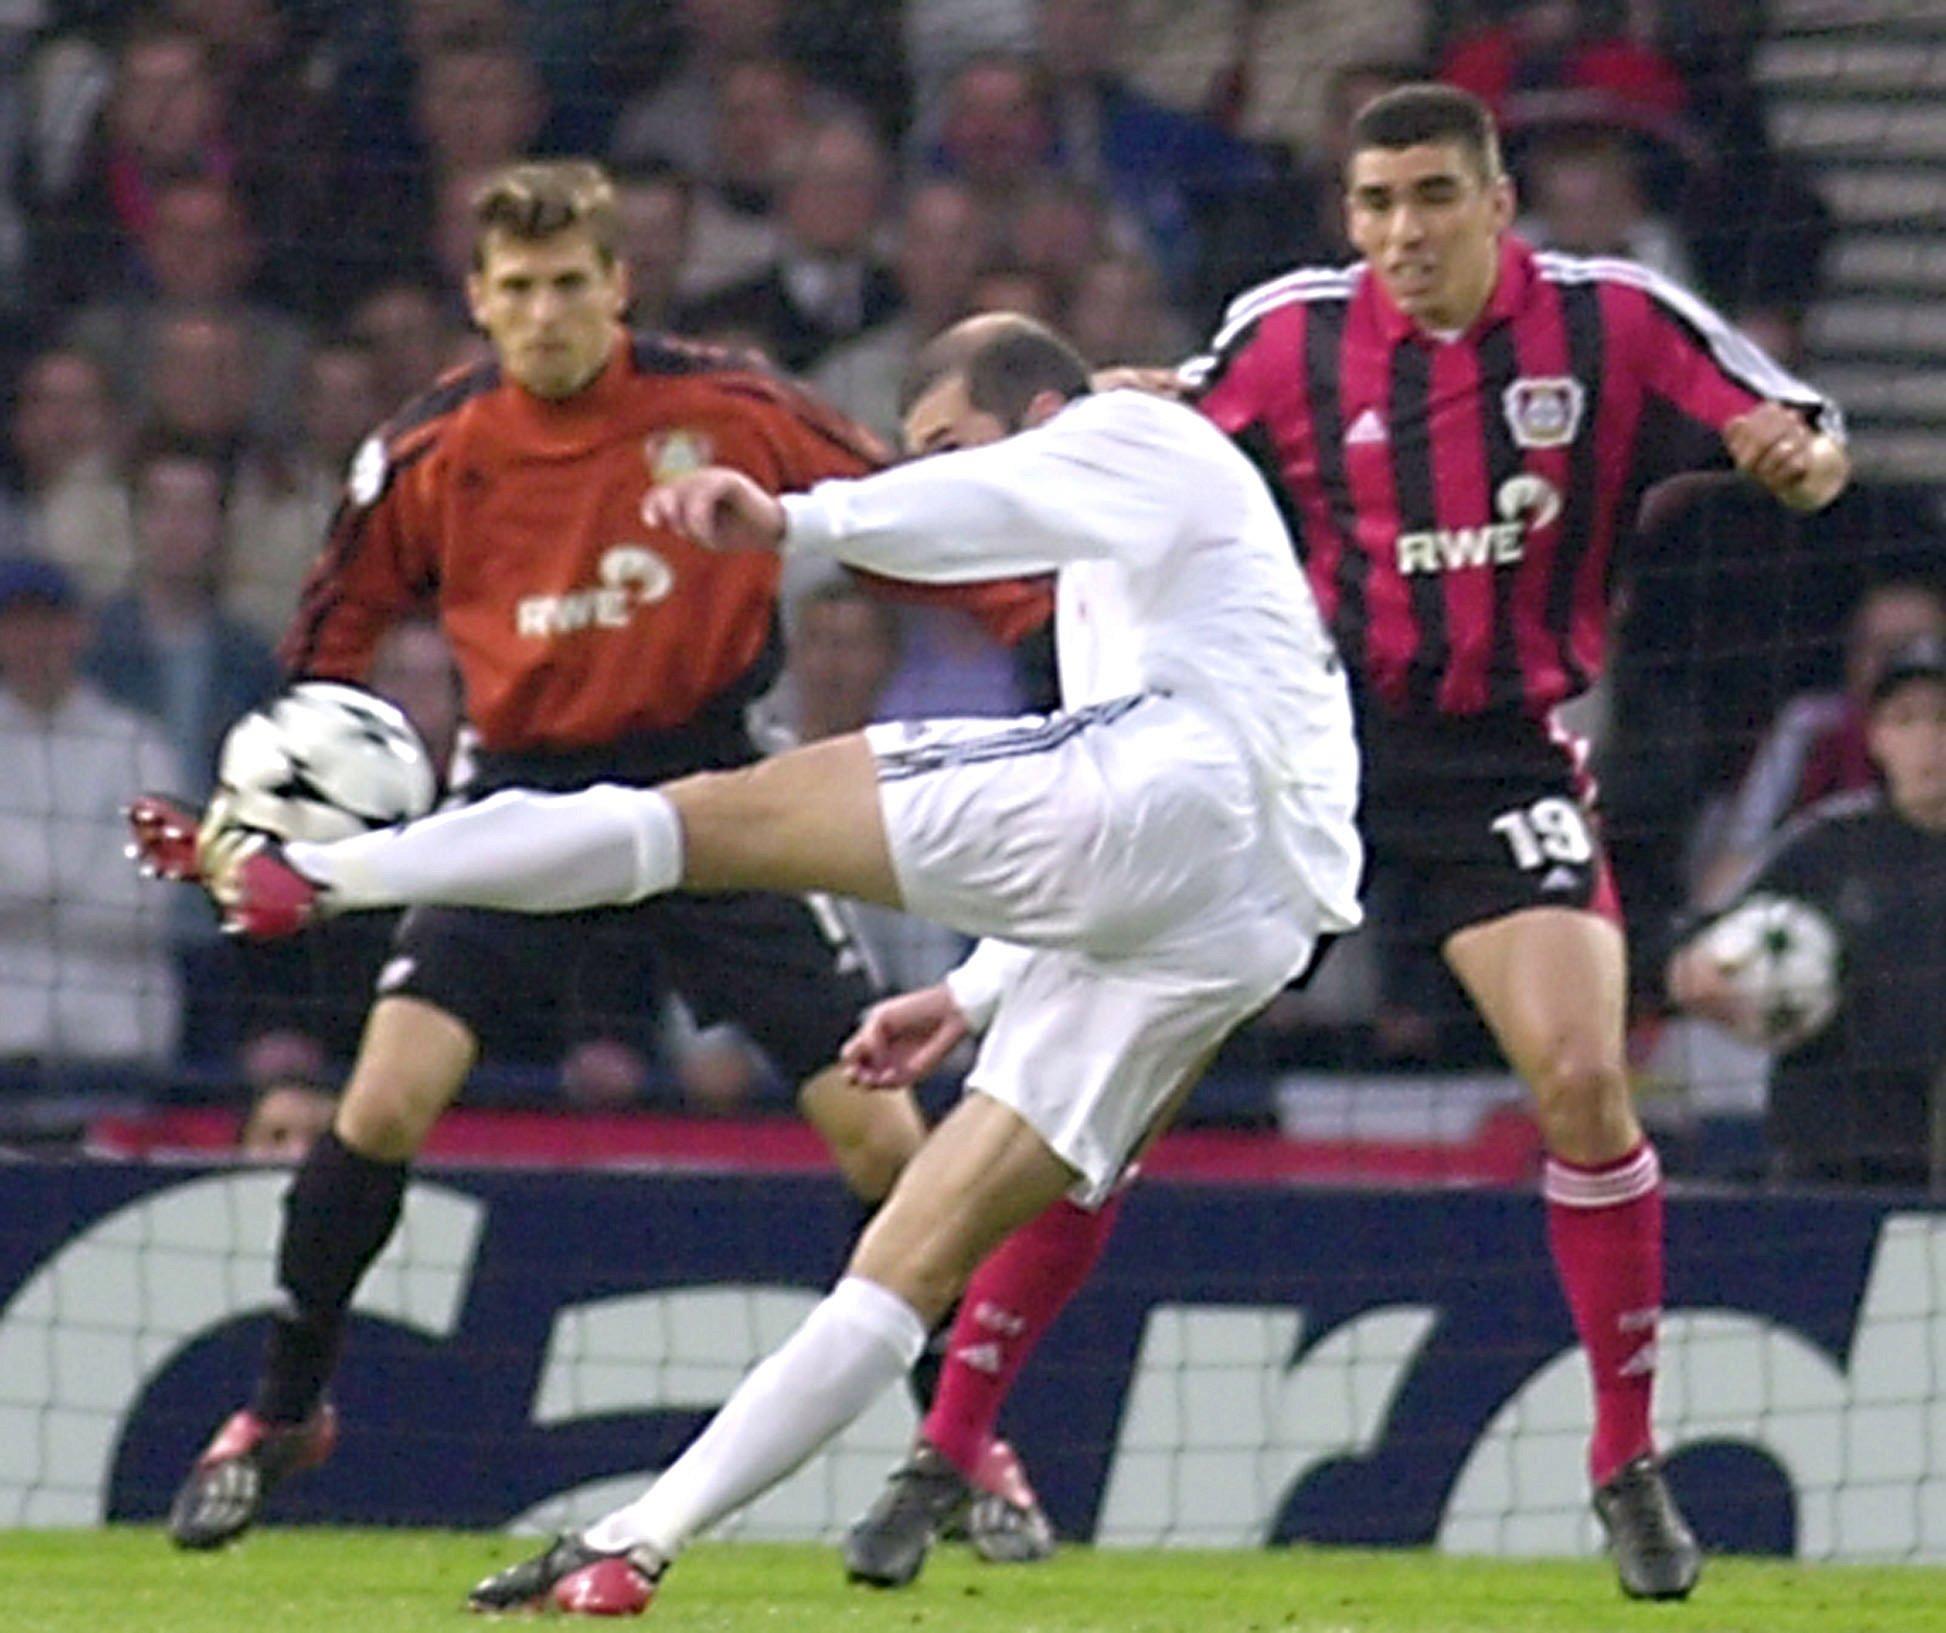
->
xmin=1697 ymin=892 xmax=1842 ymax=1052
xmin=215 ymin=681 xmax=436 ymax=844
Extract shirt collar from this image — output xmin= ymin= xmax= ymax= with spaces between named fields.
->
xmin=1365 ymin=234 xmax=1536 ymax=345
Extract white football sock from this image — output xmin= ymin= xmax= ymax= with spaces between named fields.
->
xmin=581 ymin=1276 xmax=926 ymax=1562
xmin=285 ymin=784 xmax=684 ymax=912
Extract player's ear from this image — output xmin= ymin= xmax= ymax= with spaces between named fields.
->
xmin=605 ymin=253 xmax=630 ymax=320
xmin=1020 ymin=388 xmax=1067 ymax=431
xmin=1490 ymin=172 xmax=1516 ymax=232
xmin=464 ymin=271 xmax=490 ymax=331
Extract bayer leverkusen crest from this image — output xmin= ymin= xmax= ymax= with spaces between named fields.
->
xmin=644 ymin=429 xmax=714 ymax=483
xmin=1502 ymin=377 xmax=1585 ymax=450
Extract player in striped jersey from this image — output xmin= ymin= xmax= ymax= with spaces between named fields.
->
xmin=1185 ymin=83 xmax=1849 ymax=1600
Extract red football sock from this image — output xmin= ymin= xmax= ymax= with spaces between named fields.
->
xmin=1543 ymin=1141 xmax=1664 ymax=1489
xmin=924 ymin=1191 xmax=1124 ymax=1480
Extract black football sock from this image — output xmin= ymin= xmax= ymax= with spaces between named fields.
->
xmin=907 ymin=1307 xmax=956 ymax=1418
xmin=252 ymin=1129 xmax=407 ymax=1425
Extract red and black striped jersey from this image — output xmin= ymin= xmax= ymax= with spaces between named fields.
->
xmin=1188 ymin=236 xmax=1842 ymax=720
xmin=281 ymin=331 xmax=1051 ymax=754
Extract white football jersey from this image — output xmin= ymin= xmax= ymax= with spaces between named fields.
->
xmin=780 ymin=389 xmax=1362 ymax=932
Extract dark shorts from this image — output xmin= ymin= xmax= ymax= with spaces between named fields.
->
xmin=1358 ymin=707 xmax=1622 ymax=948
xmin=382 ymin=890 xmax=874 ymax=1086
xmin=375 ymin=717 xmax=875 ymax=1085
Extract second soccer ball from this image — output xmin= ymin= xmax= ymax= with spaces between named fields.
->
xmin=1698 ymin=892 xmax=1842 ymax=1053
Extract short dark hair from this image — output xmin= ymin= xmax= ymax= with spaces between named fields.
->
xmin=471 ymin=160 xmax=620 ymax=267
xmin=1348 ymin=83 xmax=1503 ymax=181
xmin=899 ymin=314 xmax=1091 ymax=423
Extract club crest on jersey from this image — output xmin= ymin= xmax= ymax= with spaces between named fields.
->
xmin=1502 ymin=377 xmax=1585 ymax=449
xmin=645 ymin=429 xmax=714 ymax=484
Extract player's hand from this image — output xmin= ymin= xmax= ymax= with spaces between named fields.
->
xmin=642 ymin=466 xmax=787 ymax=552
xmin=840 ymin=984 xmax=970 ymax=1089
xmin=1723 ymin=405 xmax=1846 ymax=511
xmin=1666 ymin=944 xmax=1764 ymax=1042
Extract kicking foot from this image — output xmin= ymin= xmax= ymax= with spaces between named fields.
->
xmin=126 ymin=793 xmax=320 ymax=938
xmin=1594 ymin=1455 xmax=1702 ymax=1600
xmin=213 ymin=844 xmax=324 ymax=939
xmin=167 ymin=1404 xmax=339 ymax=1551
xmin=468 ymin=1533 xmax=664 ymax=1615
xmin=125 ymin=794 xmax=204 ymax=883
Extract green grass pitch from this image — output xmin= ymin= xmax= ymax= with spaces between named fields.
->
xmin=4 ymin=1530 xmax=1944 ymax=1633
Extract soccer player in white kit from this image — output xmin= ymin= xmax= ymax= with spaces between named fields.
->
xmin=169 ymin=315 xmax=1363 ymax=1615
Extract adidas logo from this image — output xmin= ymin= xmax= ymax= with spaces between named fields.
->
xmin=1346 ymin=406 xmax=1388 ymax=445
xmin=954 ymin=1341 xmax=1004 ymax=1375
xmin=1618 ymin=1340 xmax=1659 ymax=1378
xmin=1540 ymin=865 xmax=1580 ymax=893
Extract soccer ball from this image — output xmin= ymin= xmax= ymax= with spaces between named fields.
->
xmin=215 ymin=681 xmax=437 ymax=844
xmin=1697 ymin=892 xmax=1842 ymax=1052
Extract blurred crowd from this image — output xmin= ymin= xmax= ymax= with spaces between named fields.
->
xmin=0 ymin=1 xmax=1939 ymax=1159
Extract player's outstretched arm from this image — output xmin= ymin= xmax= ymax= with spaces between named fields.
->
xmin=643 ymin=467 xmax=787 ymax=552
xmin=1723 ymin=403 xmax=1849 ymax=512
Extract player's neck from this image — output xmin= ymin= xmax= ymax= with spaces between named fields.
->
xmin=1414 ymin=276 xmax=1494 ymax=338
xmin=1408 ymin=242 xmax=1501 ymax=338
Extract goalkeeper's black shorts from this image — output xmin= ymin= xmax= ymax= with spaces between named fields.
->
xmin=376 ymin=718 xmax=876 ymax=1083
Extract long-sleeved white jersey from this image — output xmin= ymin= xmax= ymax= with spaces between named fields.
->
xmin=780 ymin=388 xmax=1363 ymax=935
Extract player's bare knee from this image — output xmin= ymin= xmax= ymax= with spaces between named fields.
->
xmin=335 ymin=1071 xmax=452 ymax=1161
xmin=1527 ymin=1046 xmax=1632 ymax=1153
xmin=831 ymin=1127 xmax=916 ymax=1204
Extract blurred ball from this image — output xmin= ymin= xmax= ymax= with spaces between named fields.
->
xmin=216 ymin=681 xmax=436 ymax=844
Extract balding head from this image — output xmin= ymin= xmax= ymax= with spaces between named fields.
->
xmin=899 ymin=313 xmax=1091 ymax=456
xmin=901 ymin=313 xmax=1090 ymax=420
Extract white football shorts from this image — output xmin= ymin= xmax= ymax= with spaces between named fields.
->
xmin=867 ymin=693 xmax=1322 ymax=1202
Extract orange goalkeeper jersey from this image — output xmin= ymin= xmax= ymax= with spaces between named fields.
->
xmin=281 ymin=331 xmax=1048 ymax=754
